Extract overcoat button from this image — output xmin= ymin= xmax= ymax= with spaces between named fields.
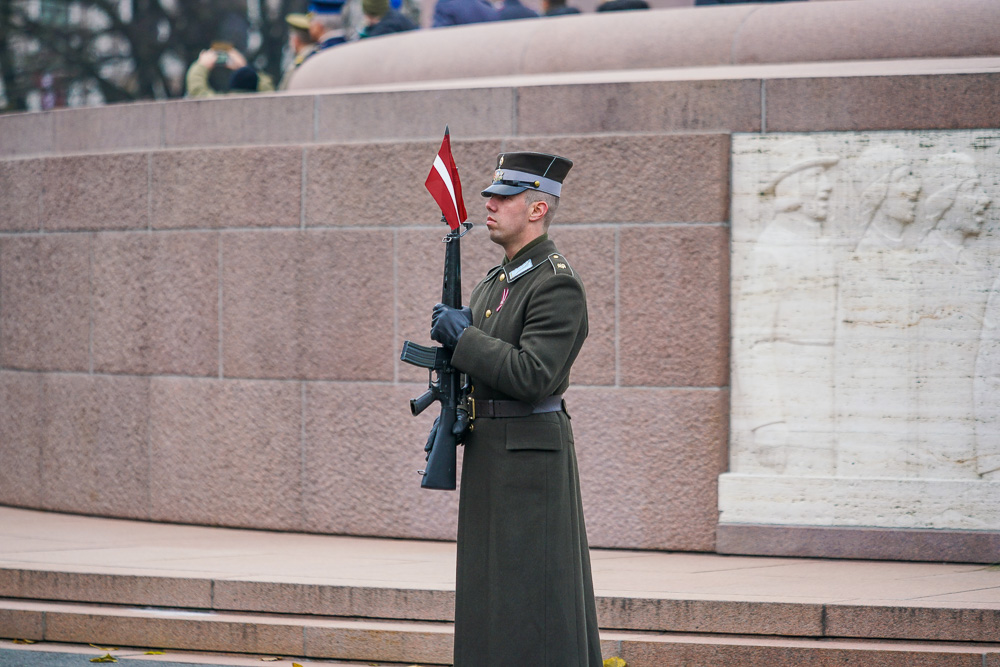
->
xmin=485 ymin=310 xmax=492 ymax=318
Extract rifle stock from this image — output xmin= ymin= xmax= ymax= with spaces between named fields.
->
xmin=400 ymin=222 xmax=472 ymax=490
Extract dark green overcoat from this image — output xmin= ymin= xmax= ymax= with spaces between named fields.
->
xmin=449 ymin=235 xmax=602 ymax=666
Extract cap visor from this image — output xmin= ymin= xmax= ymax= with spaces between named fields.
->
xmin=481 ymin=183 xmax=528 ymax=197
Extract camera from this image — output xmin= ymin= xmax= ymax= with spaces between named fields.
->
xmin=211 ymin=41 xmax=232 ymax=66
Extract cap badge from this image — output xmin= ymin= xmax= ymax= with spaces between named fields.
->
xmin=498 ymin=155 xmax=504 ymax=167
xmin=493 ymin=169 xmax=503 ymax=183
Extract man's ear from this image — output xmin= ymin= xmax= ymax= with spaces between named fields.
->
xmin=528 ymin=200 xmax=548 ymax=223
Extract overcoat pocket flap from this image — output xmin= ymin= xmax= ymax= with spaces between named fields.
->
xmin=505 ymin=419 xmax=563 ymax=451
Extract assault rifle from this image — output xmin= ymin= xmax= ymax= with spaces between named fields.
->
xmin=400 ymin=220 xmax=473 ymax=490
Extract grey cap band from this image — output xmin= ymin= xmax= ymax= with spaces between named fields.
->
xmin=481 ymin=168 xmax=563 ymax=198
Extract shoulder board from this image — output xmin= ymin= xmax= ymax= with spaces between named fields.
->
xmin=547 ymin=252 xmax=575 ymax=277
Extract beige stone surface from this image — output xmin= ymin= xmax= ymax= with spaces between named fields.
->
xmin=222 ymin=229 xmax=395 ymax=380
xmin=618 ymin=225 xmax=729 ymax=387
xmin=0 ymin=158 xmax=42 ymax=232
xmin=162 ymin=94 xmax=314 ymax=148
xmin=303 ymin=382 xmax=460 ymax=541
xmin=39 ymin=374 xmax=151 ymax=518
xmin=40 ymin=153 xmax=148 ymax=231
xmin=766 ymin=73 xmax=1000 ymax=132
xmin=0 ymin=372 xmax=43 ymax=508
xmin=287 ymin=0 xmax=1000 ymax=91
xmin=148 ymin=377 xmax=304 ymax=530
xmin=573 ymin=387 xmax=728 ymax=551
xmin=151 ymin=147 xmax=302 ymax=229
xmin=0 ymin=111 xmax=53 ymax=157
xmin=315 ymin=88 xmax=516 ymax=143
xmin=519 ymin=79 xmax=762 ymax=135
xmin=0 ymin=235 xmax=91 ymax=372
xmin=92 ymin=231 xmax=219 ymax=376
xmin=52 ymin=102 xmax=163 ymax=154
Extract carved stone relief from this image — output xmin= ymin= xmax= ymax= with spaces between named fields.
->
xmin=724 ymin=130 xmax=1000 ymax=531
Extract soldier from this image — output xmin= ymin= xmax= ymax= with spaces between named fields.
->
xmin=278 ymin=13 xmax=318 ymax=90
xmin=430 ymin=152 xmax=603 ymax=665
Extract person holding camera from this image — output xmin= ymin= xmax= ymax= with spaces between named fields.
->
xmin=185 ymin=45 xmax=275 ymax=97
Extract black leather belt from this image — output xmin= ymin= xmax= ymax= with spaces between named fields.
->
xmin=470 ymin=395 xmax=564 ymax=419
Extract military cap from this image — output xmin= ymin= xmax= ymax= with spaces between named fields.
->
xmin=285 ymin=12 xmax=312 ymax=29
xmin=309 ymin=0 xmax=345 ymax=13
xmin=481 ymin=152 xmax=573 ymax=198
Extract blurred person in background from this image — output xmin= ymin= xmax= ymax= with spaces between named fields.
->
xmin=496 ymin=0 xmax=539 ymax=21
xmin=541 ymin=0 xmax=580 ymax=16
xmin=432 ymin=0 xmax=498 ymax=27
xmin=308 ymin=0 xmax=349 ymax=52
xmin=278 ymin=13 xmax=318 ymax=90
xmin=185 ymin=44 xmax=274 ymax=97
xmin=358 ymin=0 xmax=419 ymax=37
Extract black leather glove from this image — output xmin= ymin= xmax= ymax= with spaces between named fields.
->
xmin=431 ymin=303 xmax=472 ymax=348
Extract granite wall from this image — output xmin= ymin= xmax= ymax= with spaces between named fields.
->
xmin=1 ymin=0 xmax=998 ymax=561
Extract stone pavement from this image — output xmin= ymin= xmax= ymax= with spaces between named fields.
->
xmin=1 ymin=506 xmax=998 ymax=665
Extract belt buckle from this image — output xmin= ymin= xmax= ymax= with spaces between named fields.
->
xmin=466 ymin=395 xmax=476 ymax=422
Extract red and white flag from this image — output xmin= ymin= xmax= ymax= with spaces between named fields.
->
xmin=425 ymin=127 xmax=467 ymax=231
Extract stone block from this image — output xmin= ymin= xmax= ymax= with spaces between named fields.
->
xmin=572 ymin=386 xmax=728 ymax=551
xmin=519 ymin=80 xmax=761 ymax=136
xmin=305 ymin=623 xmax=453 ymax=665
xmin=0 ymin=606 xmax=44 ymax=641
xmin=222 ymin=229 xmax=394 ymax=380
xmin=0 ymin=111 xmax=53 ymax=158
xmin=734 ymin=0 xmax=1000 ymax=65
xmin=213 ymin=581 xmax=454 ymax=621
xmin=0 ymin=158 xmax=42 ymax=232
xmin=52 ymin=103 xmax=162 ymax=154
xmin=40 ymin=153 xmax=148 ymax=231
xmin=39 ymin=374 xmax=151 ymax=519
xmin=0 ymin=235 xmax=91 ymax=372
xmin=150 ymin=146 xmax=301 ymax=229
xmin=825 ymin=604 xmax=1000 ymax=643
xmin=0 ymin=372 xmax=44 ymax=507
xmin=598 ymin=598 xmax=822 ymax=636
xmin=505 ymin=134 xmax=730 ymax=224
xmin=43 ymin=608 xmax=304 ymax=656
xmin=304 ymin=139 xmax=500 ymax=229
xmin=148 ymin=377 xmax=303 ymax=530
xmin=618 ymin=225 xmax=729 ymax=387
xmin=316 ymin=88 xmax=515 ymax=142
xmin=302 ymin=383 xmax=460 ymax=540
xmin=162 ymin=94 xmax=314 ymax=148
xmin=92 ymin=231 xmax=219 ymax=376
xmin=0 ymin=570 xmax=211 ymax=609
xmin=617 ymin=639 xmax=985 ymax=667
xmin=765 ymin=73 xmax=1000 ymax=132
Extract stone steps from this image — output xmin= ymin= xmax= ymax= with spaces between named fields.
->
xmin=3 ymin=596 xmax=999 ymax=666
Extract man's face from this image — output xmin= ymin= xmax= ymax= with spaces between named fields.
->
xmin=796 ymin=166 xmax=833 ymax=222
xmin=954 ymin=177 xmax=991 ymax=237
xmin=485 ymin=192 xmax=533 ymax=253
xmin=884 ymin=170 xmax=921 ymax=226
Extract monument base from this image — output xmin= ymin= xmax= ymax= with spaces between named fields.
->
xmin=716 ymin=522 xmax=1000 ymax=564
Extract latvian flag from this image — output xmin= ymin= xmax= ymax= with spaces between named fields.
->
xmin=425 ymin=127 xmax=467 ymax=231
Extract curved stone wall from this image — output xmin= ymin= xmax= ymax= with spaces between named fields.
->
xmin=1 ymin=0 xmax=999 ymax=561
xmin=288 ymin=0 xmax=1000 ymax=91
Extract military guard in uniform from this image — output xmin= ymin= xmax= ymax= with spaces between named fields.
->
xmin=430 ymin=152 xmax=603 ymax=665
